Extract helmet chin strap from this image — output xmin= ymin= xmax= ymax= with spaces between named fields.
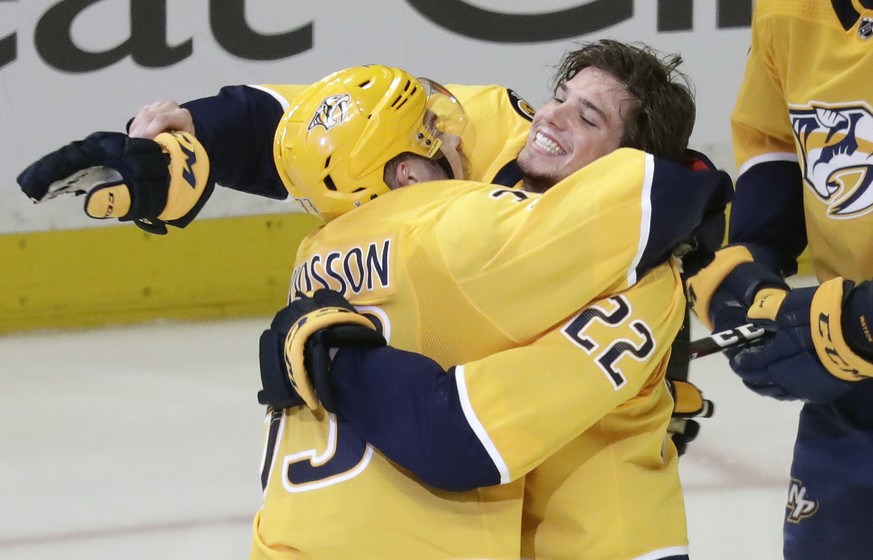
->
xmin=436 ymin=154 xmax=455 ymax=179
xmin=436 ymin=134 xmax=466 ymax=180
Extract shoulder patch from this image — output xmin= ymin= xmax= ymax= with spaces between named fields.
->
xmin=506 ymin=89 xmax=535 ymax=121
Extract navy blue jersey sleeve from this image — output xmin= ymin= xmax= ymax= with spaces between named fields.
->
xmin=329 ymin=346 xmax=501 ymax=491
xmin=729 ymin=160 xmax=807 ymax=276
xmin=636 ymin=154 xmax=734 ymax=278
xmin=181 ymin=85 xmax=288 ymax=200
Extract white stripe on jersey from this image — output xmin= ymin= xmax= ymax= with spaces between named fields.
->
xmin=737 ymin=151 xmax=799 ymax=177
xmin=632 ymin=545 xmax=690 ymax=560
xmin=455 ymin=364 xmax=511 ymax=484
xmin=247 ymin=84 xmax=292 ymax=111
xmin=627 ymin=152 xmax=656 ymax=288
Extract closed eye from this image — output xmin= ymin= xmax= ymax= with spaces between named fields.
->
xmin=578 ymin=100 xmax=606 ymax=128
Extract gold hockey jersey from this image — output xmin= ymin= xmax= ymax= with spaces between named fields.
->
xmin=252 ymin=148 xmax=730 ymax=559
xmin=251 ymin=78 xmax=532 ymax=560
xmin=732 ymin=0 xmax=873 ymax=281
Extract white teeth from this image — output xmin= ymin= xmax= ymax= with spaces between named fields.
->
xmin=534 ymin=132 xmax=566 ymax=155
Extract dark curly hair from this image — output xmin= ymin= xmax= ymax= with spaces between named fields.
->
xmin=552 ymin=39 xmax=696 ymax=162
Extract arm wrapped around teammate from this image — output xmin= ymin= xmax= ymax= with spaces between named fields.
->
xmin=672 ymin=149 xmax=730 ymax=279
xmin=729 ymin=277 xmax=873 ymax=401
xmin=258 ymin=289 xmax=386 ymax=412
xmin=16 ymin=131 xmax=213 ymax=234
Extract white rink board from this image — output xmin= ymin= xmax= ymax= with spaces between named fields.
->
xmin=1 ymin=0 xmax=751 ymax=233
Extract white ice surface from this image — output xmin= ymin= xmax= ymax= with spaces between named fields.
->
xmin=0 ymin=316 xmax=801 ymax=559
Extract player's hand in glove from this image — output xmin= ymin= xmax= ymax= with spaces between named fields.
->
xmin=687 ymin=244 xmax=790 ymax=345
xmin=728 ymin=278 xmax=871 ymax=402
xmin=16 ymin=131 xmax=213 ymax=234
xmin=666 ymin=379 xmax=713 ymax=456
xmin=258 ymin=289 xmax=386 ymax=412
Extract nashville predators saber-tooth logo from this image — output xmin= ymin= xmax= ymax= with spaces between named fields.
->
xmin=308 ymin=93 xmax=351 ymax=132
xmin=791 ymin=103 xmax=873 ymax=219
xmin=786 ymin=479 xmax=819 ymax=523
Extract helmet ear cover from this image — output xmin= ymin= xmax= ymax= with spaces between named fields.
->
xmin=273 ymin=65 xmax=467 ymax=221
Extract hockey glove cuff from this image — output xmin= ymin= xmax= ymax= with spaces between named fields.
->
xmin=805 ymin=278 xmax=873 ymax=381
xmin=258 ymin=290 xmax=386 ymax=412
xmin=687 ymin=245 xmax=788 ymax=332
xmin=666 ymin=379 xmax=713 ymax=456
xmin=667 ymin=379 xmax=714 ymax=419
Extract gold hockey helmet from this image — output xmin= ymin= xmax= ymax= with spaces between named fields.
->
xmin=274 ymin=65 xmax=467 ymax=221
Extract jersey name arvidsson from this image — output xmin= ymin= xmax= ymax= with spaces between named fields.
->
xmin=291 ymin=239 xmax=392 ymax=296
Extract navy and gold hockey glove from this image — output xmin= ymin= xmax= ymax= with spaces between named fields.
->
xmin=687 ymin=245 xmax=789 ymax=339
xmin=730 ymin=278 xmax=866 ymax=402
xmin=666 ymin=379 xmax=713 ymax=456
xmin=17 ymin=131 xmax=213 ymax=235
xmin=258 ymin=290 xmax=386 ymax=412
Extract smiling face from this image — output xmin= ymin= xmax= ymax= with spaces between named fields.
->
xmin=517 ymin=66 xmax=637 ymax=193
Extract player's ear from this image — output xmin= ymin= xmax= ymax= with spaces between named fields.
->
xmin=393 ymin=161 xmax=415 ymax=188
